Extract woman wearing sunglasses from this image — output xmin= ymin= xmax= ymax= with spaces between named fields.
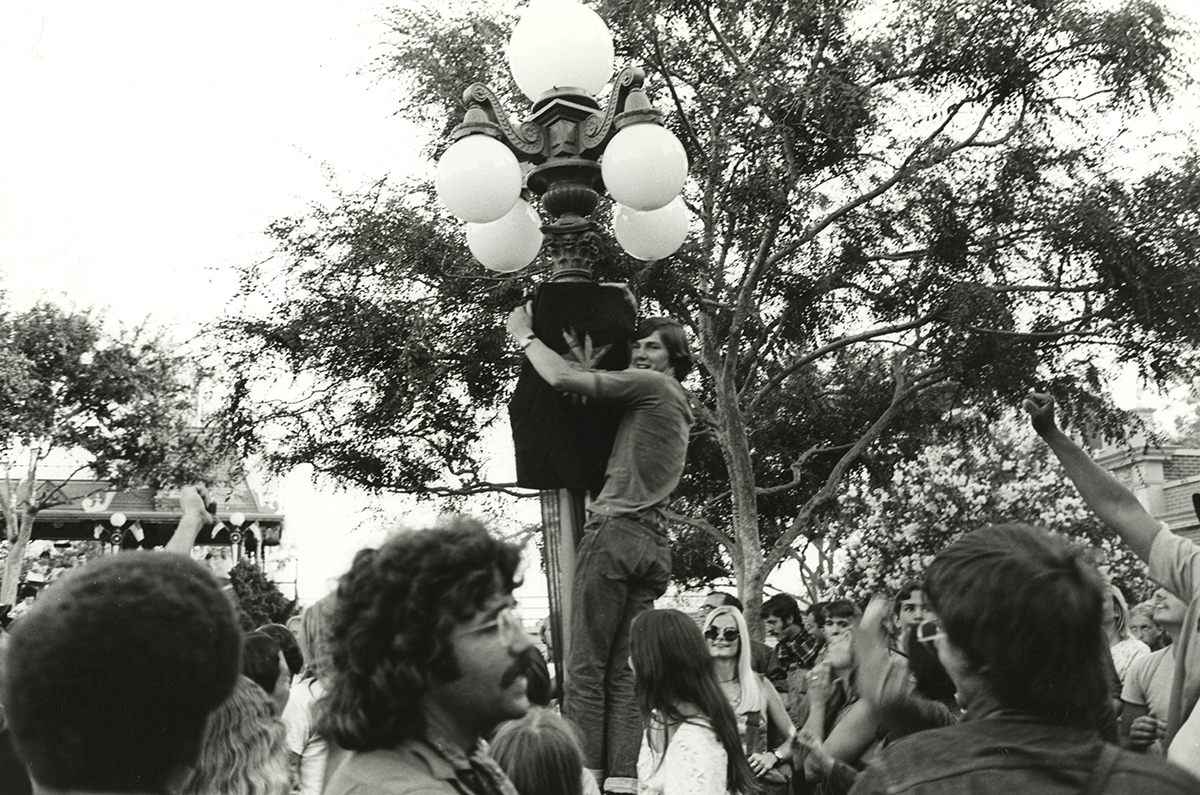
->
xmin=630 ymin=609 xmax=755 ymax=794
xmin=702 ymin=606 xmax=795 ymax=794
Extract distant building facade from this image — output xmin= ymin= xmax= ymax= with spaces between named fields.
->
xmin=1099 ymin=442 xmax=1200 ymax=543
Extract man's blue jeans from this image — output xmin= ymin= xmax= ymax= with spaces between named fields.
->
xmin=564 ymin=514 xmax=671 ymax=781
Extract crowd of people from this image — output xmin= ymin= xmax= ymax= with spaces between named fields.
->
xmin=0 ymin=370 xmax=1198 ymax=794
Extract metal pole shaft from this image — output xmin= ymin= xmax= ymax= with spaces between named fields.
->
xmin=540 ymin=487 xmax=585 ymax=699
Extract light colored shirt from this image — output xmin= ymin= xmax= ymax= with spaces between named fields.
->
xmin=1109 ymin=636 xmax=1150 ymax=682
xmin=1167 ymin=698 xmax=1200 ymax=779
xmin=282 ymin=678 xmax=328 ymax=795
xmin=637 ymin=719 xmax=730 ymax=795
xmin=1148 ymin=525 xmax=1200 ymax=748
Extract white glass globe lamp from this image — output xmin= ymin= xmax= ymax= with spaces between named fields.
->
xmin=612 ymin=197 xmax=690 ymax=261
xmin=467 ymin=198 xmax=544 ymax=272
xmin=601 ymin=123 xmax=688 ymax=211
xmin=436 ymin=135 xmax=522 ymax=223
xmin=109 ymin=512 xmax=127 ymax=527
xmin=229 ymin=512 xmax=246 ymax=527
xmin=508 ymin=0 xmax=614 ymax=101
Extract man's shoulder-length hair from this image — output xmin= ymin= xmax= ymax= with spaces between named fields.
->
xmin=318 ymin=518 xmax=522 ymax=750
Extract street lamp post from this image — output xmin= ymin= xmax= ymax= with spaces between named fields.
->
xmin=436 ymin=0 xmax=690 ymax=692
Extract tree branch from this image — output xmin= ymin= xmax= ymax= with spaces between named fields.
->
xmin=749 ymin=312 xmax=940 ymax=415
xmin=766 ymin=96 xmax=976 ymax=269
xmin=651 ymin=31 xmax=705 ymax=165
xmin=757 ymin=442 xmax=855 ymax=498
xmin=766 ymin=358 xmax=949 ymax=572
xmin=665 ymin=509 xmax=735 ymax=552
xmin=699 ymin=4 xmax=765 ymax=107
xmin=725 ymin=210 xmax=786 ymax=386
xmin=33 ymin=465 xmax=104 ymax=512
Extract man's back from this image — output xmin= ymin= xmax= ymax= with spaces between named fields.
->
xmin=850 ymin=717 xmax=1200 ymax=794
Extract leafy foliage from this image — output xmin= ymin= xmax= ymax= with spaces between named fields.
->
xmin=0 ymin=301 xmax=231 ymax=602
xmin=229 ymin=558 xmax=297 ymax=631
xmin=220 ymin=0 xmax=1200 ymax=614
xmin=827 ymin=411 xmax=1156 ymax=603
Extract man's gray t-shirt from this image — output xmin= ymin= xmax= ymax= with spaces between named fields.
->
xmin=586 ymin=369 xmax=692 ymax=523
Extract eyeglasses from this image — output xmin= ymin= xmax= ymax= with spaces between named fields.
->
xmin=915 ymin=618 xmax=945 ymax=646
xmin=704 ymin=627 xmax=740 ymax=643
xmin=451 ymin=605 xmax=526 ymax=647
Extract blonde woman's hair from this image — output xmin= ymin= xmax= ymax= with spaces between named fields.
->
xmin=299 ymin=593 xmax=337 ymax=683
xmin=1108 ymin=585 xmax=1132 ymax=641
xmin=178 ymin=676 xmax=289 ymax=795
xmin=701 ymin=605 xmax=765 ymax=714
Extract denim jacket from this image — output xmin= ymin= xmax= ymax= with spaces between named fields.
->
xmin=848 ymin=708 xmax=1200 ymax=794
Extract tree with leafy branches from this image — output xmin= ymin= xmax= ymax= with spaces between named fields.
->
xmin=220 ymin=0 xmax=1200 ymax=627
xmin=229 ymin=558 xmax=298 ymax=630
xmin=826 ymin=410 xmax=1156 ymax=603
xmin=0 ymin=302 xmax=227 ymax=604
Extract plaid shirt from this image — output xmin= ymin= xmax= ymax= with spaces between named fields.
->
xmin=775 ymin=624 xmax=823 ymax=673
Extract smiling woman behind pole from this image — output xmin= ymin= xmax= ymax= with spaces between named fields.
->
xmin=702 ymin=606 xmax=795 ymax=794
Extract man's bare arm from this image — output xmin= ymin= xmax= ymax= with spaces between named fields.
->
xmin=1024 ymin=392 xmax=1161 ymax=561
xmin=506 ymin=303 xmax=601 ymax=396
xmin=164 ymin=484 xmax=214 ymax=556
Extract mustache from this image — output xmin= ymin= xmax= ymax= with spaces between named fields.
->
xmin=500 ymin=646 xmax=542 ymax=688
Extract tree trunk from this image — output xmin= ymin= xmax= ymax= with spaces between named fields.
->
xmin=1 ymin=513 xmax=32 ymax=605
xmin=719 ymin=389 xmax=766 ymax=638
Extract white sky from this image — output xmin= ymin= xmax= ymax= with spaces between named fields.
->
xmin=1 ymin=1 xmax=1197 ymax=601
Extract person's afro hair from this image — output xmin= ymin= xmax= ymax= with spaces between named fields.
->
xmin=3 ymin=552 xmax=241 ymax=792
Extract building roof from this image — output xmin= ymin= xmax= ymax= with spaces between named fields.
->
xmin=19 ymin=479 xmax=283 ymax=548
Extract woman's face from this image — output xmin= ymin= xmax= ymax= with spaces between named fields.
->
xmin=705 ymin=613 xmax=741 ymax=661
xmin=1128 ymin=613 xmax=1161 ymax=645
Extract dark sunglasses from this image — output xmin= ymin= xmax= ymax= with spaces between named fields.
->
xmin=704 ymin=627 xmax=740 ymax=643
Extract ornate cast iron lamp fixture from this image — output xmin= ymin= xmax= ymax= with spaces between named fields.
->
xmin=435 ymin=0 xmax=691 ymax=276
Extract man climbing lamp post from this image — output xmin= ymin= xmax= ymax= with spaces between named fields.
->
xmin=434 ymin=0 xmax=690 ymax=679
xmin=435 ymin=1 xmax=694 ymax=788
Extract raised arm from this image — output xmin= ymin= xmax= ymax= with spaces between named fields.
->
xmin=1024 ymin=392 xmax=1162 ymax=561
xmin=164 ymin=484 xmax=214 ymax=556
xmin=506 ymin=302 xmax=600 ymax=397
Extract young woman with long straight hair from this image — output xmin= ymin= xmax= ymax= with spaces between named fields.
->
xmin=630 ymin=609 xmax=757 ymax=795
xmin=702 ymin=606 xmax=794 ymax=793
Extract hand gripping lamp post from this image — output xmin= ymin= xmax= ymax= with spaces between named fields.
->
xmin=436 ymin=0 xmax=691 ymax=680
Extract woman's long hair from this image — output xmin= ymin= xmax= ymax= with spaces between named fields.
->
xmin=631 ymin=609 xmax=756 ymax=794
xmin=298 ymin=593 xmax=336 ymax=683
xmin=490 ymin=708 xmax=584 ymax=795
xmin=178 ymin=676 xmax=290 ymax=795
xmin=701 ymin=605 xmax=765 ymax=714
